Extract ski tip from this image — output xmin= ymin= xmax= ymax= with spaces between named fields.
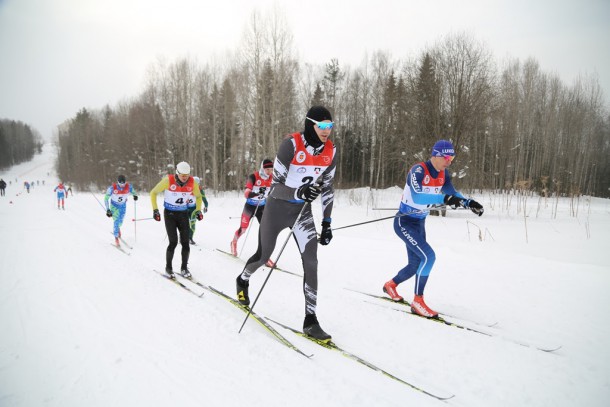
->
xmin=541 ymin=344 xmax=562 ymax=353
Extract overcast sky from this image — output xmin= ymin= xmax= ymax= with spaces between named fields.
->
xmin=1 ymin=0 xmax=609 ymax=141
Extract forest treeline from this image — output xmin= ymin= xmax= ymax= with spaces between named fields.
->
xmin=0 ymin=119 xmax=43 ymax=170
xmin=55 ymin=11 xmax=610 ymax=197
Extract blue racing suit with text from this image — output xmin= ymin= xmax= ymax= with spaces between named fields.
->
xmin=391 ymin=161 xmax=465 ymax=295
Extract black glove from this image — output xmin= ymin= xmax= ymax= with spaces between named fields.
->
xmin=467 ymin=199 xmax=484 ymax=216
xmin=296 ymin=184 xmax=321 ymax=202
xmin=153 ymin=209 xmax=161 ymax=221
xmin=258 ymin=186 xmax=267 ymax=197
xmin=195 ymin=210 xmax=203 ymax=221
xmin=444 ymin=194 xmax=466 ymax=209
xmin=319 ymin=220 xmax=333 ymax=245
xmin=106 ymin=209 xmax=112 ymax=218
xmin=133 ymin=195 xmax=138 ymax=201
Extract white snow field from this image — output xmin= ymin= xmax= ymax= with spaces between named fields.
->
xmin=1 ymin=146 xmax=609 ymax=407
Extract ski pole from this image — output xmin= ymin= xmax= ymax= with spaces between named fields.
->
xmin=238 ymin=202 xmax=310 ymax=334
xmin=90 ymin=191 xmax=106 ymax=211
xmin=331 ymin=206 xmax=470 ymax=232
xmin=331 ymin=213 xmax=406 ymax=232
xmin=238 ymin=203 xmax=261 ymax=257
xmin=132 ymin=217 xmax=154 ymax=222
xmin=134 ymin=199 xmax=137 ymax=242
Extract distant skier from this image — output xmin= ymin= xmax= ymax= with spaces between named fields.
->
xmin=150 ymin=161 xmax=203 ymax=279
xmin=104 ymin=175 xmax=138 ymax=246
xmin=24 ymin=181 xmax=30 ymax=193
xmin=0 ymin=178 xmax=6 ymax=196
xmin=230 ymin=159 xmax=273 ymax=265
xmin=186 ymin=176 xmax=208 ymax=245
xmin=382 ymin=140 xmax=484 ymax=318
xmin=54 ymin=182 xmax=66 ymax=209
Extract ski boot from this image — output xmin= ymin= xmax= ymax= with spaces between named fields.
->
xmin=303 ymin=314 xmax=331 ymax=342
xmin=383 ymin=279 xmax=403 ymax=302
xmin=236 ymin=275 xmax=250 ymax=306
xmin=265 ymin=259 xmax=275 ymax=268
xmin=180 ymin=268 xmax=192 ymax=279
xmin=189 ymin=238 xmax=196 ymax=245
xmin=165 ymin=267 xmax=175 ymax=279
xmin=411 ymin=295 xmax=438 ymax=318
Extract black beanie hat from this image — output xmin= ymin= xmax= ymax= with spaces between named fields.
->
xmin=117 ymin=174 xmax=126 ymax=184
xmin=304 ymin=106 xmax=332 ymax=148
xmin=262 ymin=159 xmax=273 ymax=169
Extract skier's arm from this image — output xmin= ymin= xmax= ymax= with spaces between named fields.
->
xmin=319 ymin=145 xmax=337 ymax=220
xmin=440 ymin=172 xmax=466 ymax=199
xmin=192 ymin=182 xmax=203 ymax=211
xmin=149 ymin=177 xmax=169 ymax=211
xmin=129 ymin=184 xmax=138 ymax=199
xmin=268 ymin=138 xmax=298 ymax=200
xmin=104 ymin=185 xmax=113 ymax=209
xmin=201 ymin=188 xmax=209 ymax=210
xmin=244 ymin=174 xmax=257 ymax=198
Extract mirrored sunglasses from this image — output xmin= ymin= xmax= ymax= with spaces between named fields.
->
xmin=433 ymin=149 xmax=455 ymax=163
xmin=307 ymin=117 xmax=334 ymax=130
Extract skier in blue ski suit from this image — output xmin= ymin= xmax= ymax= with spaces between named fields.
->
xmin=104 ymin=175 xmax=138 ymax=242
xmin=383 ymin=140 xmax=484 ymax=318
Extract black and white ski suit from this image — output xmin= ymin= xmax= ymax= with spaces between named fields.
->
xmin=239 ymin=132 xmax=337 ymax=316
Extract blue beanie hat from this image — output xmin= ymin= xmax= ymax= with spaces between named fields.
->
xmin=432 ymin=140 xmax=455 ymax=157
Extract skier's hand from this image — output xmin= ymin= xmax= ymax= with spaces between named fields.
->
xmin=133 ymin=195 xmax=138 ymax=201
xmin=443 ymin=194 xmax=466 ymax=209
xmin=203 ymin=206 xmax=208 ymax=213
xmin=195 ymin=210 xmax=203 ymax=221
xmin=153 ymin=209 xmax=161 ymax=221
xmin=258 ymin=186 xmax=267 ymax=197
xmin=319 ymin=220 xmax=333 ymax=245
xmin=296 ymin=184 xmax=321 ymax=202
xmin=106 ymin=209 xmax=112 ymax=218
xmin=467 ymin=199 xmax=484 ymax=216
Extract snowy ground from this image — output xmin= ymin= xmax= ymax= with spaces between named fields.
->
xmin=1 ymin=146 xmax=609 ymax=407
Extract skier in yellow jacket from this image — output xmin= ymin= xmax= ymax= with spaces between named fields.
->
xmin=150 ymin=161 xmax=203 ymax=279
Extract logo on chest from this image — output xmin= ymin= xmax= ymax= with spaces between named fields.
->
xmin=296 ymin=151 xmax=307 ymax=163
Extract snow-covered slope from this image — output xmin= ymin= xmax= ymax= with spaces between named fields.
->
xmin=1 ymin=146 xmax=609 ymax=407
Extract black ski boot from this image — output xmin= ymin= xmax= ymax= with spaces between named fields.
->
xmin=303 ymin=314 xmax=332 ymax=342
xmin=236 ymin=275 xmax=250 ymax=306
xmin=165 ymin=267 xmax=175 ymax=279
xmin=189 ymin=238 xmax=196 ymax=245
xmin=180 ymin=268 xmax=192 ymax=279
